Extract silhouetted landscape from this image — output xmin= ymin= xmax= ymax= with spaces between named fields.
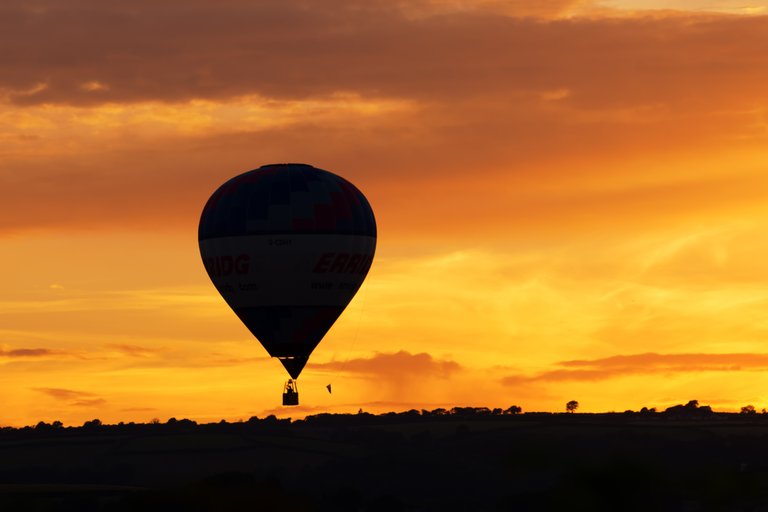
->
xmin=4 ymin=401 xmax=768 ymax=510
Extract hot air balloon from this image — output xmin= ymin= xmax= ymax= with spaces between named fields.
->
xmin=198 ymin=164 xmax=376 ymax=406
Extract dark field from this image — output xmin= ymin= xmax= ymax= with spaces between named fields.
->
xmin=3 ymin=410 xmax=768 ymax=511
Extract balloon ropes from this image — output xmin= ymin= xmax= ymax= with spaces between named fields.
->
xmin=198 ymin=164 xmax=377 ymax=406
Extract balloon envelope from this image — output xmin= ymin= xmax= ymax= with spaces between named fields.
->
xmin=198 ymin=164 xmax=376 ymax=378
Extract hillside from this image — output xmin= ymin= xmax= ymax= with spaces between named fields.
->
xmin=2 ymin=409 xmax=768 ymax=510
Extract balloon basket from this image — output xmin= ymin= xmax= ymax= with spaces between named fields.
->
xmin=282 ymin=379 xmax=299 ymax=406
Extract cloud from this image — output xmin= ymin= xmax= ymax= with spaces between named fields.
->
xmin=561 ymin=352 xmax=768 ymax=370
xmin=71 ymin=398 xmax=107 ymax=407
xmin=107 ymin=344 xmax=161 ymax=358
xmin=0 ymin=347 xmax=70 ymax=358
xmin=416 ymin=0 xmax=591 ymax=18
xmin=106 ymin=351 xmax=267 ymax=370
xmin=32 ymin=388 xmax=107 ymax=408
xmin=1 ymin=0 xmax=767 ymax=110
xmin=502 ymin=353 xmax=768 ymax=385
xmin=1 ymin=4 xmax=767 ymax=238
xmin=302 ymin=352 xmax=464 ymax=410
xmin=313 ymin=350 xmax=461 ymax=379
xmin=33 ymin=387 xmax=97 ymax=400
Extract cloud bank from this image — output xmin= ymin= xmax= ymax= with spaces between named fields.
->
xmin=502 ymin=353 xmax=768 ymax=385
xmin=315 ymin=350 xmax=461 ymax=378
xmin=0 ymin=1 xmax=765 ymax=110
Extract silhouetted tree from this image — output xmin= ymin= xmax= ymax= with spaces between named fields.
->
xmin=82 ymin=419 xmax=102 ymax=430
xmin=664 ymin=400 xmax=713 ymax=417
xmin=566 ymin=400 xmax=579 ymax=413
xmin=504 ymin=405 xmax=522 ymax=415
xmin=740 ymin=405 xmax=757 ymax=415
xmin=450 ymin=407 xmax=477 ymax=416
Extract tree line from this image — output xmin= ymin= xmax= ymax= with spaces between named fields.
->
xmin=4 ymin=400 xmax=768 ymax=435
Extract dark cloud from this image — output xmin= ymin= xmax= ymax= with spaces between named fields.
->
xmin=33 ymin=387 xmax=98 ymax=400
xmin=5 ymin=348 xmax=51 ymax=357
xmin=560 ymin=353 xmax=768 ymax=370
xmin=1 ymin=1 xmax=767 ymax=110
xmin=33 ymin=388 xmax=107 ymax=408
xmin=108 ymin=343 xmax=160 ymax=357
xmin=0 ymin=347 xmax=63 ymax=357
xmin=314 ymin=350 xmax=461 ymax=379
xmin=71 ymin=398 xmax=107 ymax=407
xmin=502 ymin=353 xmax=768 ymax=385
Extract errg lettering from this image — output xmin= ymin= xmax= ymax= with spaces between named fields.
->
xmin=313 ymin=252 xmax=372 ymax=274
xmin=204 ymin=254 xmax=251 ymax=277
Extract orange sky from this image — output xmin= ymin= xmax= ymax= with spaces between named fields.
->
xmin=2 ymin=0 xmax=768 ymax=426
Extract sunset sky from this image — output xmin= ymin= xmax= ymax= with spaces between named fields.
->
xmin=2 ymin=0 xmax=768 ymax=426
